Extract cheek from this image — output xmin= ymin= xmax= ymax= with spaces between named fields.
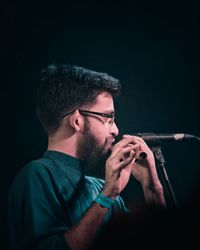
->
xmin=90 ymin=124 xmax=109 ymax=144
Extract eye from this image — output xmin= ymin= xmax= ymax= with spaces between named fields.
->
xmin=108 ymin=116 xmax=114 ymax=124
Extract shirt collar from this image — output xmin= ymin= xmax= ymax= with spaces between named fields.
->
xmin=43 ymin=150 xmax=85 ymax=186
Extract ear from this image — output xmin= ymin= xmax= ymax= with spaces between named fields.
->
xmin=69 ymin=110 xmax=84 ymax=133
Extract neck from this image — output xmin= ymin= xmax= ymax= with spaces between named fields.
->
xmin=47 ymin=133 xmax=79 ymax=158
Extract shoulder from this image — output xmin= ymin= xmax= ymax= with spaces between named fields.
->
xmin=9 ymin=156 xmax=84 ymax=205
xmin=9 ymin=157 xmax=67 ymax=196
xmin=11 ymin=157 xmax=56 ymax=183
xmin=85 ymin=176 xmax=105 ymax=188
xmin=9 ymin=158 xmax=49 ymax=193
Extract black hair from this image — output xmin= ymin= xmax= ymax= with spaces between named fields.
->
xmin=36 ymin=64 xmax=121 ymax=135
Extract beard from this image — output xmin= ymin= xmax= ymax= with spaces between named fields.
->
xmin=77 ymin=120 xmax=111 ymax=178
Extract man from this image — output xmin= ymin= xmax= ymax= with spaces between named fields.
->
xmin=8 ymin=64 xmax=166 ymax=250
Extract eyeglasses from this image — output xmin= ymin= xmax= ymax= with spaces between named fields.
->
xmin=63 ymin=109 xmax=115 ymax=127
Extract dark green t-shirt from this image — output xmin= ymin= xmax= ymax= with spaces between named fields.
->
xmin=8 ymin=150 xmax=128 ymax=250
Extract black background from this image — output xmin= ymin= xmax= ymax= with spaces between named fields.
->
xmin=1 ymin=0 xmax=200 ymax=249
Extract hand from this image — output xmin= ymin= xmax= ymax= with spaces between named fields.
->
xmin=102 ymin=137 xmax=139 ymax=198
xmin=123 ymin=135 xmax=163 ymax=192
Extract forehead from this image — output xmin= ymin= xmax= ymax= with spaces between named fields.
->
xmin=90 ymin=92 xmax=114 ymax=112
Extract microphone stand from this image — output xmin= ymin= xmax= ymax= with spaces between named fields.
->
xmin=151 ymin=145 xmax=178 ymax=208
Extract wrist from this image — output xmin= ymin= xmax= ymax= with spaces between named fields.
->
xmin=143 ymin=184 xmax=164 ymax=193
xmin=143 ymin=186 xmax=166 ymax=207
xmin=101 ymin=188 xmax=117 ymax=200
xmin=95 ymin=193 xmax=115 ymax=209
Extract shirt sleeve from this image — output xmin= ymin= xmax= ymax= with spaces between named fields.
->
xmin=8 ymin=162 xmax=72 ymax=250
xmin=114 ymin=195 xmax=130 ymax=214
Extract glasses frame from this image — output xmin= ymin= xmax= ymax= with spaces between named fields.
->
xmin=63 ymin=109 xmax=115 ymax=126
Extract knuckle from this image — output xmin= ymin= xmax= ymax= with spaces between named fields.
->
xmin=122 ymin=148 xmax=128 ymax=153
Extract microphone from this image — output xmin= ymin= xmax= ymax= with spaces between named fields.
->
xmin=114 ymin=133 xmax=199 ymax=162
xmin=135 ymin=133 xmax=200 ymax=144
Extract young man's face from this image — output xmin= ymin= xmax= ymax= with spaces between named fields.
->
xmin=77 ymin=92 xmax=119 ymax=175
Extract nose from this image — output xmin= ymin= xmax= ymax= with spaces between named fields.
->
xmin=110 ymin=122 xmax=119 ymax=137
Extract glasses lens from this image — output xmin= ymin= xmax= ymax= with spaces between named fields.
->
xmin=79 ymin=110 xmax=115 ymax=127
xmin=106 ymin=116 xmax=115 ymax=127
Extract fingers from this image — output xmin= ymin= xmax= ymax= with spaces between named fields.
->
xmin=110 ymin=144 xmax=136 ymax=162
xmin=107 ymin=145 xmax=136 ymax=172
xmin=117 ymin=150 xmax=135 ymax=171
xmin=110 ymin=136 xmax=146 ymax=167
xmin=111 ymin=137 xmax=140 ymax=158
xmin=122 ymin=134 xmax=154 ymax=159
xmin=123 ymin=134 xmax=149 ymax=147
xmin=135 ymin=151 xmax=147 ymax=163
xmin=108 ymin=134 xmax=154 ymax=175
